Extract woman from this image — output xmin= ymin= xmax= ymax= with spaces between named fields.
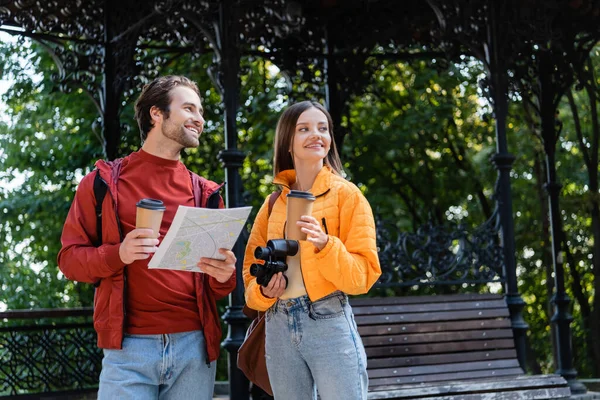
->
xmin=243 ymin=101 xmax=381 ymax=400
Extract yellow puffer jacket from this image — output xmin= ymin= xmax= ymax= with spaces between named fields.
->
xmin=243 ymin=166 xmax=382 ymax=311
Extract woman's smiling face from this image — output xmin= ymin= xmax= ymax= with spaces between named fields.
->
xmin=290 ymin=107 xmax=332 ymax=167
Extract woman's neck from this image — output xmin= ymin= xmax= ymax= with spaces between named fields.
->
xmin=292 ymin=162 xmax=323 ymax=192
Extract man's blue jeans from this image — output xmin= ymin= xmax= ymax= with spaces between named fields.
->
xmin=265 ymin=291 xmax=368 ymax=400
xmin=98 ymin=330 xmax=216 ymax=400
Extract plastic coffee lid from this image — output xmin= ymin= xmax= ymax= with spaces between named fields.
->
xmin=287 ymin=190 xmax=316 ymax=201
xmin=136 ymin=198 xmax=166 ymax=211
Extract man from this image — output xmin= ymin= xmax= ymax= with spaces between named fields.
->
xmin=58 ymin=75 xmax=236 ymax=399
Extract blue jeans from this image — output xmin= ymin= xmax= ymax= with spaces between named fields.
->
xmin=265 ymin=291 xmax=368 ymax=400
xmin=98 ymin=330 xmax=216 ymax=400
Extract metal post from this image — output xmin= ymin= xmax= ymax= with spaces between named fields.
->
xmin=102 ymin=0 xmax=120 ymax=161
xmin=539 ymin=55 xmax=586 ymax=392
xmin=486 ymin=1 xmax=528 ymax=370
xmin=215 ymin=2 xmax=250 ymax=400
xmin=324 ymin=26 xmax=355 ymax=152
xmin=324 ymin=27 xmax=343 ymax=150
xmin=544 ymin=175 xmax=585 ymax=394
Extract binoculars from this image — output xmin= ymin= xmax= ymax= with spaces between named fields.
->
xmin=250 ymin=239 xmax=299 ymax=287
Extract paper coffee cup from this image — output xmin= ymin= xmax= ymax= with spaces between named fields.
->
xmin=286 ymin=190 xmax=316 ymax=240
xmin=280 ymin=190 xmax=315 ymax=299
xmin=136 ymin=198 xmax=166 ymax=238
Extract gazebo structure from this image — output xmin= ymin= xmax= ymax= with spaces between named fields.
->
xmin=0 ymin=0 xmax=599 ymax=398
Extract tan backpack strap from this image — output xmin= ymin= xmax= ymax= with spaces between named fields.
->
xmin=267 ymin=191 xmax=281 ymax=217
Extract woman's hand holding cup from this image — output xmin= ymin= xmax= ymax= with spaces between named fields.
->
xmin=297 ymin=215 xmax=329 ymax=251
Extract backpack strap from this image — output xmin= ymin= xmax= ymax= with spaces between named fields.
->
xmin=267 ymin=191 xmax=281 ymax=218
xmin=93 ymin=169 xmax=108 ymax=247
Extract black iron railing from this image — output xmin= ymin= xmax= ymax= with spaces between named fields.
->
xmin=0 ymin=308 xmax=101 ymax=397
xmin=374 ymin=210 xmax=505 ymax=289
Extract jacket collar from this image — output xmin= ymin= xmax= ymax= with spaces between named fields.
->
xmin=273 ymin=165 xmax=333 ymax=198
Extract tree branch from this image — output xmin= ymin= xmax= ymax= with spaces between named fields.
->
xmin=566 ymin=89 xmax=592 ymax=170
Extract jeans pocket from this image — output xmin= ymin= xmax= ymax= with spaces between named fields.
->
xmin=265 ymin=307 xmax=274 ymax=322
xmin=309 ymin=295 xmax=344 ymax=320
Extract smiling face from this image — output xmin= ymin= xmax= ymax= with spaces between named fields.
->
xmin=273 ymin=101 xmax=343 ymax=176
xmin=290 ymin=107 xmax=332 ymax=169
xmin=156 ymin=85 xmax=205 ymax=149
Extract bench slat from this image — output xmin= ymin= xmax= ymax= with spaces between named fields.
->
xmin=352 ymin=299 xmax=508 ymax=315
xmin=355 ymin=308 xmax=509 ymax=325
xmin=367 ymin=375 xmax=570 ymax=399
xmin=366 ymin=349 xmax=518 ymax=369
xmin=369 ymin=386 xmax=571 ymax=400
xmin=368 ymin=359 xmax=521 ymax=379
xmin=351 ymin=293 xmax=503 ymax=307
xmin=362 ymin=328 xmax=513 ymax=347
xmin=445 ymin=388 xmax=572 ymax=400
xmin=369 ymin=367 xmax=524 ymax=387
xmin=366 ymin=338 xmax=516 ymax=358
xmin=358 ymin=319 xmax=511 ymax=336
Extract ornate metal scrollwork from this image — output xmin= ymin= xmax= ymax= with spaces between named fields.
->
xmin=240 ymin=0 xmax=305 ymax=48
xmin=375 ymin=209 xmax=505 ymax=288
xmin=0 ymin=323 xmax=101 ymax=395
xmin=0 ymin=1 xmax=106 ymax=113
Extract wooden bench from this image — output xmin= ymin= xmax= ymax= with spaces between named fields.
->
xmin=350 ymin=293 xmax=571 ymax=400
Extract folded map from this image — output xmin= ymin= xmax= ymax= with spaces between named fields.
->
xmin=148 ymin=205 xmax=252 ymax=272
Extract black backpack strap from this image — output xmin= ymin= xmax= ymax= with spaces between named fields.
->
xmin=93 ymin=169 xmax=108 ymax=247
xmin=206 ymin=191 xmax=222 ymax=209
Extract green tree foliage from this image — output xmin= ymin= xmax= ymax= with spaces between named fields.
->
xmin=0 ymin=37 xmax=103 ymax=309
xmin=345 ymin=58 xmax=496 ymax=230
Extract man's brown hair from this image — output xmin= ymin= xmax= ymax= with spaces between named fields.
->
xmin=134 ymin=75 xmax=200 ymax=141
xmin=273 ymin=101 xmax=343 ymax=175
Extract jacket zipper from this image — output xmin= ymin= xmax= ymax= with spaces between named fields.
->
xmin=315 ymin=188 xmax=330 ymax=198
xmin=321 ymin=218 xmax=329 ymax=234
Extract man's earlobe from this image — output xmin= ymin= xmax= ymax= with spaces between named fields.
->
xmin=150 ymin=106 xmax=162 ymax=122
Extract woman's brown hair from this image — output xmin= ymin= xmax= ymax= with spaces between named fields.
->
xmin=273 ymin=101 xmax=343 ymax=175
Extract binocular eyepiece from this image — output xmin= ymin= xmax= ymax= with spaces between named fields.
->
xmin=254 ymin=239 xmax=299 ymax=260
xmin=250 ymin=239 xmax=299 ymax=287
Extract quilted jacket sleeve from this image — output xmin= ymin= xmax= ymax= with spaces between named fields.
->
xmin=242 ymin=197 xmax=278 ymax=311
xmin=300 ymin=189 xmax=381 ymax=295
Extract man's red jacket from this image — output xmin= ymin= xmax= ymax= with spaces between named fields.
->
xmin=57 ymin=157 xmax=236 ymax=362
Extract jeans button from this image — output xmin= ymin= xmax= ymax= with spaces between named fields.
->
xmin=286 ymin=301 xmax=293 ymax=307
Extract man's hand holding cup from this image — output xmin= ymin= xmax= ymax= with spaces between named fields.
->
xmin=119 ymin=229 xmax=160 ymax=264
xmin=119 ymin=198 xmax=165 ymax=265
